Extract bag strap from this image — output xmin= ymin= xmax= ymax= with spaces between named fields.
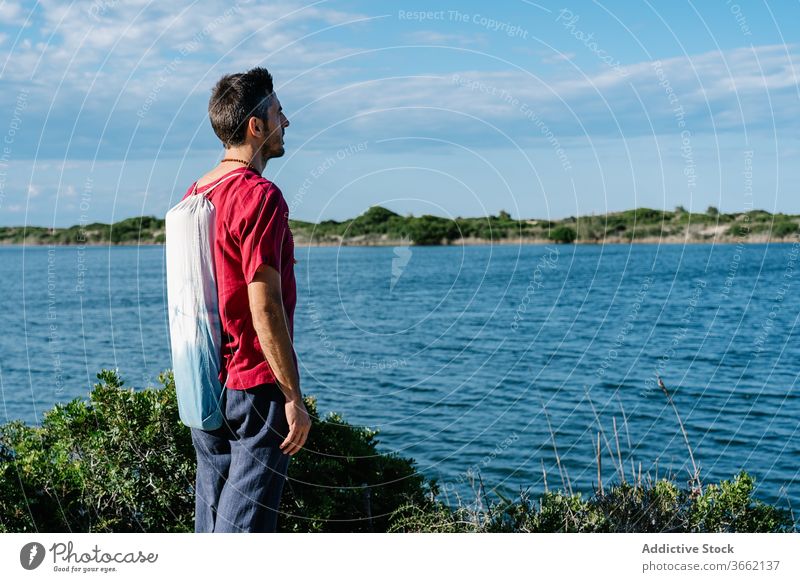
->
xmin=192 ymin=169 xmax=250 ymax=199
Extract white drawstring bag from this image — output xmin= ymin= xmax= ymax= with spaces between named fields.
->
xmin=165 ymin=172 xmax=243 ymax=430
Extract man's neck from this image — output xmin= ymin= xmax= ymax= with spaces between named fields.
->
xmin=221 ymin=146 xmax=266 ymax=175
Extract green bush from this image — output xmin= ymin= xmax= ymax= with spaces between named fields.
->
xmin=346 ymin=206 xmax=401 ymax=237
xmin=279 ymin=397 xmax=432 ymax=532
xmin=389 ymin=471 xmax=795 ymax=533
xmin=688 ymin=472 xmax=790 ymax=532
xmin=0 ymin=369 xmax=195 ymax=532
xmin=407 ymin=215 xmax=452 ymax=245
xmin=548 ymin=226 xmax=577 ymax=244
xmin=772 ymin=221 xmax=798 ymax=239
xmin=747 ymin=210 xmax=773 ymax=221
xmin=727 ymin=222 xmax=749 ymax=237
xmin=0 ymin=369 xmax=432 ymax=533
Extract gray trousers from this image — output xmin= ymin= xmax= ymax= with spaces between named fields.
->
xmin=190 ymin=382 xmax=291 ymax=532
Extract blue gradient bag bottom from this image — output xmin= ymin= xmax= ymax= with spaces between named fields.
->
xmin=165 ymin=181 xmax=230 ymax=430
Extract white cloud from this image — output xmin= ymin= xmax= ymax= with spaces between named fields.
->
xmin=403 ymin=30 xmax=488 ymax=48
xmin=1 ymin=0 xmax=798 ymax=160
xmin=60 ymin=184 xmax=77 ymax=198
xmin=0 ymin=0 xmax=29 ymax=25
xmin=540 ymin=51 xmax=577 ymax=64
xmin=296 ymin=44 xmax=800 ymax=145
xmin=1 ymin=0 xmax=372 ymax=93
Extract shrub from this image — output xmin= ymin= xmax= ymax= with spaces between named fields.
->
xmin=771 ymin=222 xmax=798 ymax=239
xmin=747 ymin=210 xmax=773 ymax=221
xmin=688 ymin=472 xmax=791 ymax=532
xmin=548 ymin=226 xmax=577 ymax=244
xmin=407 ymin=215 xmax=452 ymax=245
xmin=388 ymin=471 xmax=794 ymax=533
xmin=346 ymin=206 xmax=402 ymax=237
xmin=279 ymin=397 xmax=433 ymax=532
xmin=0 ymin=369 xmax=432 ymax=533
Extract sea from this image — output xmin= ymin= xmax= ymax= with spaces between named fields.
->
xmin=1 ymin=241 xmax=798 ymax=510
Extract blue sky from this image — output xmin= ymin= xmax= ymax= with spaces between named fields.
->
xmin=1 ymin=0 xmax=798 ymax=227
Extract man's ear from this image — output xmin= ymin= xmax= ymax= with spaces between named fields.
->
xmin=248 ymin=116 xmax=263 ymax=138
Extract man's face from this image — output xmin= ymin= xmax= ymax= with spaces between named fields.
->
xmin=258 ymin=93 xmax=289 ymax=162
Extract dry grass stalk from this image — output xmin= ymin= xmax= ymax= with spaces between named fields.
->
xmin=540 ymin=395 xmax=572 ymax=496
xmin=613 ymin=417 xmax=625 ymax=483
xmin=583 ymin=387 xmax=624 ymax=481
xmin=657 ymin=376 xmax=702 ymax=493
xmin=541 ymin=458 xmax=549 ymax=493
xmin=596 ymin=431 xmax=604 ymax=496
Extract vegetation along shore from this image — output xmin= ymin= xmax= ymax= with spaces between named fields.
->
xmin=0 ymin=369 xmax=795 ymax=533
xmin=2 ymin=206 xmax=799 ymax=246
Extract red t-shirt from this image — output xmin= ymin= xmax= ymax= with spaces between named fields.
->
xmin=181 ymin=167 xmax=297 ymax=390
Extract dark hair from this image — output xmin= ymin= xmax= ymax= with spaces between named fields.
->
xmin=208 ymin=67 xmax=274 ymax=148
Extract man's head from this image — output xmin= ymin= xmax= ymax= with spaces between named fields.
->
xmin=208 ymin=66 xmax=289 ymax=163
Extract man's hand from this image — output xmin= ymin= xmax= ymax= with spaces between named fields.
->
xmin=281 ymin=397 xmax=311 ymax=455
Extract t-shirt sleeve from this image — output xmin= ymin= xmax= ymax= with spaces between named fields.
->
xmin=237 ymin=184 xmax=288 ymax=285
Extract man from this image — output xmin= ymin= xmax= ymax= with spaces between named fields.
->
xmin=182 ymin=66 xmax=311 ymax=533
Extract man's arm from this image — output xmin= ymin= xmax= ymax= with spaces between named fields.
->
xmin=247 ymin=263 xmax=300 ymax=401
xmin=247 ymin=263 xmax=311 ymax=455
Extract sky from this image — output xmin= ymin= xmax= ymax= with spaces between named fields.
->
xmin=0 ymin=0 xmax=798 ymax=227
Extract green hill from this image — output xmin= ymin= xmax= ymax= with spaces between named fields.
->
xmin=2 ymin=205 xmax=798 ymax=246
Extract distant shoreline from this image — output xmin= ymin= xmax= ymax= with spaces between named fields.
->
xmin=2 ymin=205 xmax=798 ymax=247
xmin=0 ymin=236 xmax=793 ymax=247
